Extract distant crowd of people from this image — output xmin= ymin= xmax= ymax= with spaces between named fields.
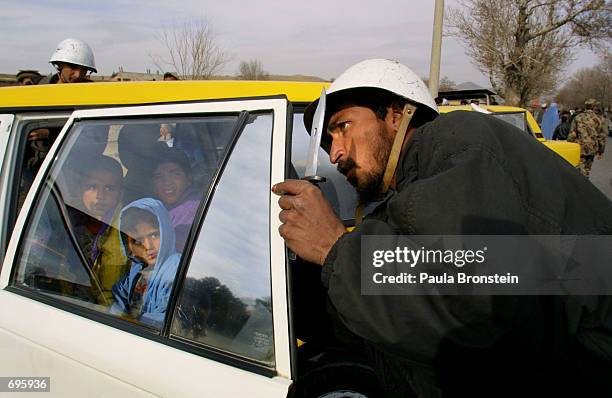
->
xmin=535 ymin=100 xmax=609 ymax=177
xmin=434 ymin=93 xmax=609 ymax=179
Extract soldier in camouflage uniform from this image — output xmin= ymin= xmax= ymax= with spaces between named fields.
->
xmin=568 ymin=98 xmax=607 ymax=177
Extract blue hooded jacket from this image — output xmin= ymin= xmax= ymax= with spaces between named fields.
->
xmin=110 ymin=198 xmax=181 ymax=328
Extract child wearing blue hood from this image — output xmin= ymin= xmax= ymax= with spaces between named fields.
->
xmin=111 ymin=198 xmax=181 ymax=328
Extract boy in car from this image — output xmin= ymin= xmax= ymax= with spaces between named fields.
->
xmin=70 ymin=155 xmax=129 ymax=304
xmin=111 ymin=198 xmax=181 ymax=327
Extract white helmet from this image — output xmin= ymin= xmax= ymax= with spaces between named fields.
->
xmin=304 ymin=59 xmax=438 ymax=134
xmin=49 ymin=38 xmax=97 ymax=73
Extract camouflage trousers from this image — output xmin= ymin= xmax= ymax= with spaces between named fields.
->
xmin=579 ymin=155 xmax=595 ymax=177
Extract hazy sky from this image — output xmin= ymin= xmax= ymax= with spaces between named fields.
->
xmin=1 ymin=0 xmax=600 ymax=86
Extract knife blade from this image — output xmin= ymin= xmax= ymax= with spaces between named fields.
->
xmin=303 ymin=87 xmax=327 ymax=184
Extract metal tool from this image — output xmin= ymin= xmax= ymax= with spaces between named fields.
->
xmin=287 ymin=88 xmax=328 ymax=261
xmin=303 ymin=87 xmax=327 ymax=185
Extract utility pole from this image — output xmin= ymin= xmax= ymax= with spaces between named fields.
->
xmin=428 ymin=0 xmax=444 ymax=99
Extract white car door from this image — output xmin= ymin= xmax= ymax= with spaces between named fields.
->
xmin=0 ymin=98 xmax=292 ymax=397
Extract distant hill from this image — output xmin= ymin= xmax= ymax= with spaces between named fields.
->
xmin=257 ymin=74 xmax=327 ymax=82
xmin=105 ymin=71 xmax=328 ymax=82
xmin=1 ymin=70 xmax=329 ymax=85
xmin=0 ymin=73 xmax=18 ymax=87
xmin=456 ymin=81 xmax=488 ymax=91
xmin=210 ymin=74 xmax=328 ymax=82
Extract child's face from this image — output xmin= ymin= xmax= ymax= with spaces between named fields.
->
xmin=153 ymin=162 xmax=192 ymax=206
xmin=81 ymin=170 xmax=121 ymax=219
xmin=127 ymin=221 xmax=160 ymax=266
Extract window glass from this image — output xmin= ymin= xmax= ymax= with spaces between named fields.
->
xmin=17 ymin=120 xmax=67 ymax=219
xmin=491 ymin=112 xmax=528 ymax=134
xmin=291 ymin=113 xmax=358 ymax=221
xmin=171 ymin=113 xmax=275 ymax=366
xmin=13 ymin=116 xmax=237 ymax=331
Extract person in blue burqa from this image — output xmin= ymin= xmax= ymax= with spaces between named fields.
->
xmin=541 ymin=102 xmax=560 ymax=140
xmin=110 ymin=198 xmax=181 ymax=328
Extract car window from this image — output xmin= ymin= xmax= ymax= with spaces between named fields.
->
xmin=12 ymin=115 xmax=237 ymax=331
xmin=12 ymin=119 xmax=68 ymax=235
xmin=291 ymin=113 xmax=358 ymax=222
xmin=171 ymin=113 xmax=275 ymax=366
xmin=491 ymin=112 xmax=528 ymax=133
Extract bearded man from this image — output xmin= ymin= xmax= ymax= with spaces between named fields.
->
xmin=273 ymin=59 xmax=612 ymax=397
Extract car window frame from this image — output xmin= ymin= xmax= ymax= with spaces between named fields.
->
xmin=0 ymin=113 xmax=71 ymax=267
xmin=0 ymin=97 xmax=293 ymax=379
xmin=0 ymin=114 xmax=15 ymax=178
xmin=0 ymin=113 xmax=15 ymax=265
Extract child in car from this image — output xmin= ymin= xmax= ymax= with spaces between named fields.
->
xmin=72 ymin=155 xmax=129 ymax=304
xmin=151 ymin=146 xmax=201 ymax=251
xmin=111 ymin=198 xmax=181 ymax=327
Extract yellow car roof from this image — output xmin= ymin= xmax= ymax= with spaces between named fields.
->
xmin=0 ymin=80 xmax=330 ymax=109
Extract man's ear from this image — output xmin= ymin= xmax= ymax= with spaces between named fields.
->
xmin=387 ymin=105 xmax=404 ymax=132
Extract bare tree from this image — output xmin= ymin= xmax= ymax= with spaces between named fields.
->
xmin=556 ymin=53 xmax=612 ymax=109
xmin=439 ymin=76 xmax=457 ymax=91
xmin=447 ymin=0 xmax=611 ymax=106
xmin=238 ymin=59 xmax=269 ymax=80
xmin=150 ymin=19 xmax=228 ymax=80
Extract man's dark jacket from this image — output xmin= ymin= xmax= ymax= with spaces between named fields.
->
xmin=553 ymin=120 xmax=571 ymax=140
xmin=322 ymin=111 xmax=612 ymax=397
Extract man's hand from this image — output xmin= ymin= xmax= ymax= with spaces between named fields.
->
xmin=28 ymin=128 xmax=50 ymax=141
xmin=272 ymin=179 xmax=346 ymax=266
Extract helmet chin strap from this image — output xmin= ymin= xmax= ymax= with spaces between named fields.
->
xmin=355 ymin=103 xmax=417 ymax=225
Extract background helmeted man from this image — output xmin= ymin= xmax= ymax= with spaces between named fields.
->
xmin=28 ymin=39 xmax=98 ymax=163
xmin=568 ymin=98 xmax=607 ymax=177
xmin=38 ymin=38 xmax=97 ymax=85
xmin=15 ymin=70 xmax=42 ymax=85
xmin=20 ymin=39 xmax=99 ymax=217
xmin=163 ymin=72 xmax=179 ymax=81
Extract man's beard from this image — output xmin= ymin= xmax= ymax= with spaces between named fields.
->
xmin=337 ymin=128 xmax=392 ymax=203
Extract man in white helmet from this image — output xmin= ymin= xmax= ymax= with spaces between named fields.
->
xmin=274 ymin=59 xmax=612 ymax=396
xmin=38 ymin=38 xmax=97 ymax=84
xmin=29 ymin=39 xmax=97 ymax=153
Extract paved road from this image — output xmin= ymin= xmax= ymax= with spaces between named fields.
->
xmin=589 ymin=136 xmax=612 ymax=200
